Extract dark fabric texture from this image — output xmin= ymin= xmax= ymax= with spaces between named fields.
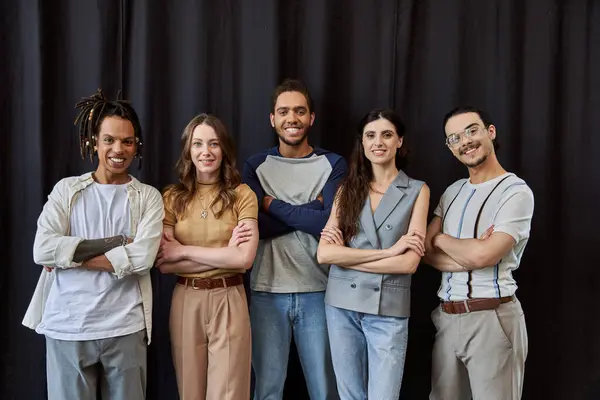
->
xmin=2 ymin=1 xmax=599 ymax=399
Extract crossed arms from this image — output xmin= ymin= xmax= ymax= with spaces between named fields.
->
xmin=155 ymin=220 xmax=259 ymax=274
xmin=33 ymin=183 xmax=164 ymax=277
xmin=423 ymin=190 xmax=534 ymax=271
xmin=316 ymin=185 xmax=430 ymax=274
xmin=242 ymin=157 xmax=348 ymax=239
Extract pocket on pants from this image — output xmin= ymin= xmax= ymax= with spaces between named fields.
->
xmin=491 ymin=308 xmax=513 ymax=349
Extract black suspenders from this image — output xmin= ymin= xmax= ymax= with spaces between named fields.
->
xmin=442 ymin=175 xmax=513 ymax=299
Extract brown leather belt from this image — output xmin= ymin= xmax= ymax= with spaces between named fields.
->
xmin=177 ymin=274 xmax=243 ymax=290
xmin=441 ymin=296 xmax=514 ymax=314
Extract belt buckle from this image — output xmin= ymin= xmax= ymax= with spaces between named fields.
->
xmin=190 ymin=278 xmax=202 ymax=290
xmin=462 ymin=300 xmax=471 ymax=313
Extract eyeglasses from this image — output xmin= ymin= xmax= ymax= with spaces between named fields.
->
xmin=445 ymin=124 xmax=486 ymax=148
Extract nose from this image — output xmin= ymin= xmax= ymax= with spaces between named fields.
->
xmin=287 ymin=112 xmax=300 ymax=124
xmin=374 ymin=135 xmax=383 ymax=147
xmin=113 ymin=140 xmax=124 ymax=153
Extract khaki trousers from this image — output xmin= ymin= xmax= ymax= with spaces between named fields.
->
xmin=430 ymin=297 xmax=528 ymax=400
xmin=170 ymin=282 xmax=251 ymax=400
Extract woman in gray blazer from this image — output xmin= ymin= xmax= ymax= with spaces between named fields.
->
xmin=317 ymin=109 xmax=430 ymax=400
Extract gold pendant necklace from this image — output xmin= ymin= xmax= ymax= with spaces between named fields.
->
xmin=198 ymin=189 xmax=216 ymax=219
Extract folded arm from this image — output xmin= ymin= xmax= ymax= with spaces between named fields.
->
xmin=159 ymin=220 xmax=259 ymax=271
xmin=423 ymin=216 xmax=468 ymax=272
xmin=257 ymin=200 xmax=323 ymax=239
xmin=243 ymin=160 xmax=293 ymax=239
xmin=33 ymin=181 xmax=86 ymax=268
xmin=95 ymin=188 xmax=165 ymax=277
xmin=317 ymin=195 xmax=392 ymax=265
xmin=431 ymin=190 xmax=533 ymax=270
xmin=267 ymin=157 xmax=348 ymax=237
xmin=317 ymin=184 xmax=430 ymax=274
xmin=155 ymin=225 xmax=217 ymax=274
xmin=157 ymin=259 xmax=215 ymax=275
xmin=33 ymin=183 xmax=164 ymax=278
xmin=344 ymin=185 xmax=430 ymax=274
xmin=72 ymin=235 xmax=129 ymax=263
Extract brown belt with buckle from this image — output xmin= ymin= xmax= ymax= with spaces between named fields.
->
xmin=176 ymin=274 xmax=244 ymax=290
xmin=441 ymin=296 xmax=514 ymax=314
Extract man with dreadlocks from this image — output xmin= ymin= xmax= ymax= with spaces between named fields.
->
xmin=22 ymin=89 xmax=164 ymax=400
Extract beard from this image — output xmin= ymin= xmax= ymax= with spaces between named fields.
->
xmin=276 ymin=124 xmax=310 ymax=146
xmin=459 ymin=142 xmax=489 ymax=168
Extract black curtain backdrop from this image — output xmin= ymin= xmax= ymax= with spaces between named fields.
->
xmin=2 ymin=0 xmax=599 ymax=399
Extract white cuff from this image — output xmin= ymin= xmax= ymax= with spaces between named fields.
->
xmin=105 ymin=246 xmax=133 ymax=278
xmin=53 ymin=237 xmax=85 ymax=268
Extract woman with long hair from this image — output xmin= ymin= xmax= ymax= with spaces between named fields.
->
xmin=317 ymin=109 xmax=430 ymax=399
xmin=156 ymin=114 xmax=259 ymax=400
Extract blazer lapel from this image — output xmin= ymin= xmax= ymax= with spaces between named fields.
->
xmin=373 ymin=170 xmax=409 ymax=229
xmin=373 ymin=186 xmax=405 ymax=229
xmin=359 ymin=196 xmax=380 ymax=249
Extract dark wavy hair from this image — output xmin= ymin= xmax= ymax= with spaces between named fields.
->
xmin=336 ymin=109 xmax=408 ymax=243
xmin=163 ymin=114 xmax=241 ymax=220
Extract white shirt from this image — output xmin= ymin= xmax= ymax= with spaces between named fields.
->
xmin=23 ymin=173 xmax=164 ymax=343
xmin=36 ymin=182 xmax=145 ymax=340
xmin=434 ymin=173 xmax=534 ymax=301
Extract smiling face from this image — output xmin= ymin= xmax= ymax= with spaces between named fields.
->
xmin=444 ymin=112 xmax=497 ymax=168
xmin=95 ymin=116 xmax=136 ymax=180
xmin=270 ymin=91 xmax=315 ymax=147
xmin=361 ymin=117 xmax=403 ymax=167
xmin=190 ymin=123 xmax=223 ymax=182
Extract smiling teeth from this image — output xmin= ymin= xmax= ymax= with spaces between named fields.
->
xmin=285 ymin=128 xmax=299 ymax=133
xmin=110 ymin=158 xmax=124 ymax=162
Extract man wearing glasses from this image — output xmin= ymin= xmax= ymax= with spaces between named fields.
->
xmin=424 ymin=106 xmax=534 ymax=400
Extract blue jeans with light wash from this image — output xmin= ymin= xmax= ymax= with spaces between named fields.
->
xmin=325 ymin=304 xmax=409 ymax=400
xmin=250 ymin=290 xmax=338 ymax=400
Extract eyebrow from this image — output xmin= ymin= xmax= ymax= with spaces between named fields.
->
xmin=192 ymin=137 xmax=219 ymax=142
xmin=276 ymin=106 xmax=308 ymax=112
xmin=448 ymin=122 xmax=478 ymax=136
xmin=100 ymin=133 xmax=135 ymax=140
xmin=364 ymin=129 xmax=395 ymax=135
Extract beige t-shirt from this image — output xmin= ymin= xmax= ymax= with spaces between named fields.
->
xmin=163 ymin=183 xmax=258 ymax=279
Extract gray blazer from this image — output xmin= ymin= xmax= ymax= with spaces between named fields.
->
xmin=325 ymin=170 xmax=424 ymax=318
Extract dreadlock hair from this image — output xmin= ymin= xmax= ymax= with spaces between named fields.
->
xmin=74 ymin=88 xmax=143 ymax=164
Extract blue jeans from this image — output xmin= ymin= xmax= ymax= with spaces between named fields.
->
xmin=325 ymin=304 xmax=409 ymax=400
xmin=250 ymin=290 xmax=338 ymax=400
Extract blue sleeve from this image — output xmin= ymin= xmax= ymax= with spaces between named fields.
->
xmin=268 ymin=156 xmax=348 ymax=237
xmin=242 ymin=158 xmax=294 ymax=239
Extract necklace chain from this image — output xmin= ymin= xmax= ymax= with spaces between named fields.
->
xmin=369 ymin=184 xmax=386 ymax=195
xmin=198 ymin=188 xmax=217 ymax=219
